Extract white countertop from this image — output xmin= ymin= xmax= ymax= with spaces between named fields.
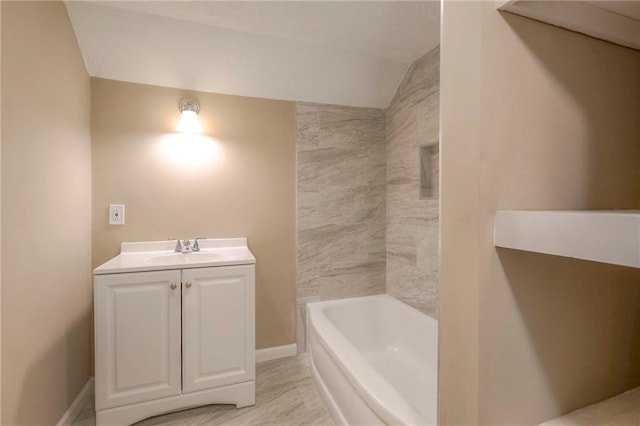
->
xmin=94 ymin=238 xmax=256 ymax=275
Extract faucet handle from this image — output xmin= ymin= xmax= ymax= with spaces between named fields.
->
xmin=168 ymin=238 xmax=183 ymax=252
xmin=193 ymin=237 xmax=207 ymax=252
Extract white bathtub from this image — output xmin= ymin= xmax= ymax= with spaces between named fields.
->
xmin=307 ymin=294 xmax=438 ymax=426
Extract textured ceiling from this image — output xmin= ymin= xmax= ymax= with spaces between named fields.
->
xmin=65 ymin=1 xmax=440 ymax=108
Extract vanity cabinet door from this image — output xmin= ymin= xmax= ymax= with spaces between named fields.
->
xmin=182 ymin=265 xmax=255 ymax=393
xmin=94 ymin=270 xmax=182 ymax=410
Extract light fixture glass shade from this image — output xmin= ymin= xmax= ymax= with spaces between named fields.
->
xmin=177 ymin=109 xmax=201 ymax=134
xmin=177 ymin=99 xmax=201 ymax=134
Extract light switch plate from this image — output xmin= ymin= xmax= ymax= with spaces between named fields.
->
xmin=109 ymin=204 xmax=125 ymax=225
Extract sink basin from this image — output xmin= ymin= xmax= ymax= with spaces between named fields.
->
xmin=143 ymin=251 xmax=223 ymax=265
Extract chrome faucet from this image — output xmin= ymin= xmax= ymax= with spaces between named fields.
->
xmin=169 ymin=238 xmax=183 ymax=252
xmin=181 ymin=240 xmax=194 ymax=253
xmin=169 ymin=237 xmax=206 ymax=253
xmin=192 ymin=237 xmax=206 ymax=252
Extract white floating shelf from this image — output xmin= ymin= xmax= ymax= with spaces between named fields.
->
xmin=497 ymin=0 xmax=640 ymax=51
xmin=494 ymin=210 xmax=640 ymax=268
xmin=539 ymin=386 xmax=640 ymax=426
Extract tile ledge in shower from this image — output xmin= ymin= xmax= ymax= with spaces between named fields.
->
xmin=494 ymin=210 xmax=640 ymax=268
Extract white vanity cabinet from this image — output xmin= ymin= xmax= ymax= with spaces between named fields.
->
xmin=181 ymin=266 xmax=255 ymax=393
xmin=93 ymin=239 xmax=256 ymax=426
xmin=94 ymin=270 xmax=182 ymax=410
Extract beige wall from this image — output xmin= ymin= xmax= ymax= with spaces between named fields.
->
xmin=91 ymin=78 xmax=297 ymax=350
xmin=440 ymin=2 xmax=640 ymax=425
xmin=1 ymin=2 xmax=92 ymax=425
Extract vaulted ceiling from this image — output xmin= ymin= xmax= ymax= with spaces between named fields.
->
xmin=65 ymin=1 xmax=440 ymax=108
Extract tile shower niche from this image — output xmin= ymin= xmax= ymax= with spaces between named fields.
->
xmin=420 ymin=142 xmax=439 ymax=199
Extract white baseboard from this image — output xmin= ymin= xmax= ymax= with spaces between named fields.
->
xmin=256 ymin=343 xmax=297 ymax=363
xmin=57 ymin=377 xmax=94 ymax=426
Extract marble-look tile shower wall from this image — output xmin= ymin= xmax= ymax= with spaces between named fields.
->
xmin=296 ymin=103 xmax=386 ymax=352
xmin=387 ymin=46 xmax=440 ymax=318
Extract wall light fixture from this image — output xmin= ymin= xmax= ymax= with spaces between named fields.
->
xmin=177 ymin=98 xmax=201 ymax=134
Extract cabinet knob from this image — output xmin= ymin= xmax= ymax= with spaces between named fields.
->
xmin=185 ymin=282 xmax=192 ymax=289
xmin=170 ymin=283 xmax=177 ymax=290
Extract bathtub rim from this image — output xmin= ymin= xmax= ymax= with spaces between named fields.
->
xmin=308 ymin=357 xmax=348 ymax=426
xmin=307 ymin=294 xmax=436 ymax=425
